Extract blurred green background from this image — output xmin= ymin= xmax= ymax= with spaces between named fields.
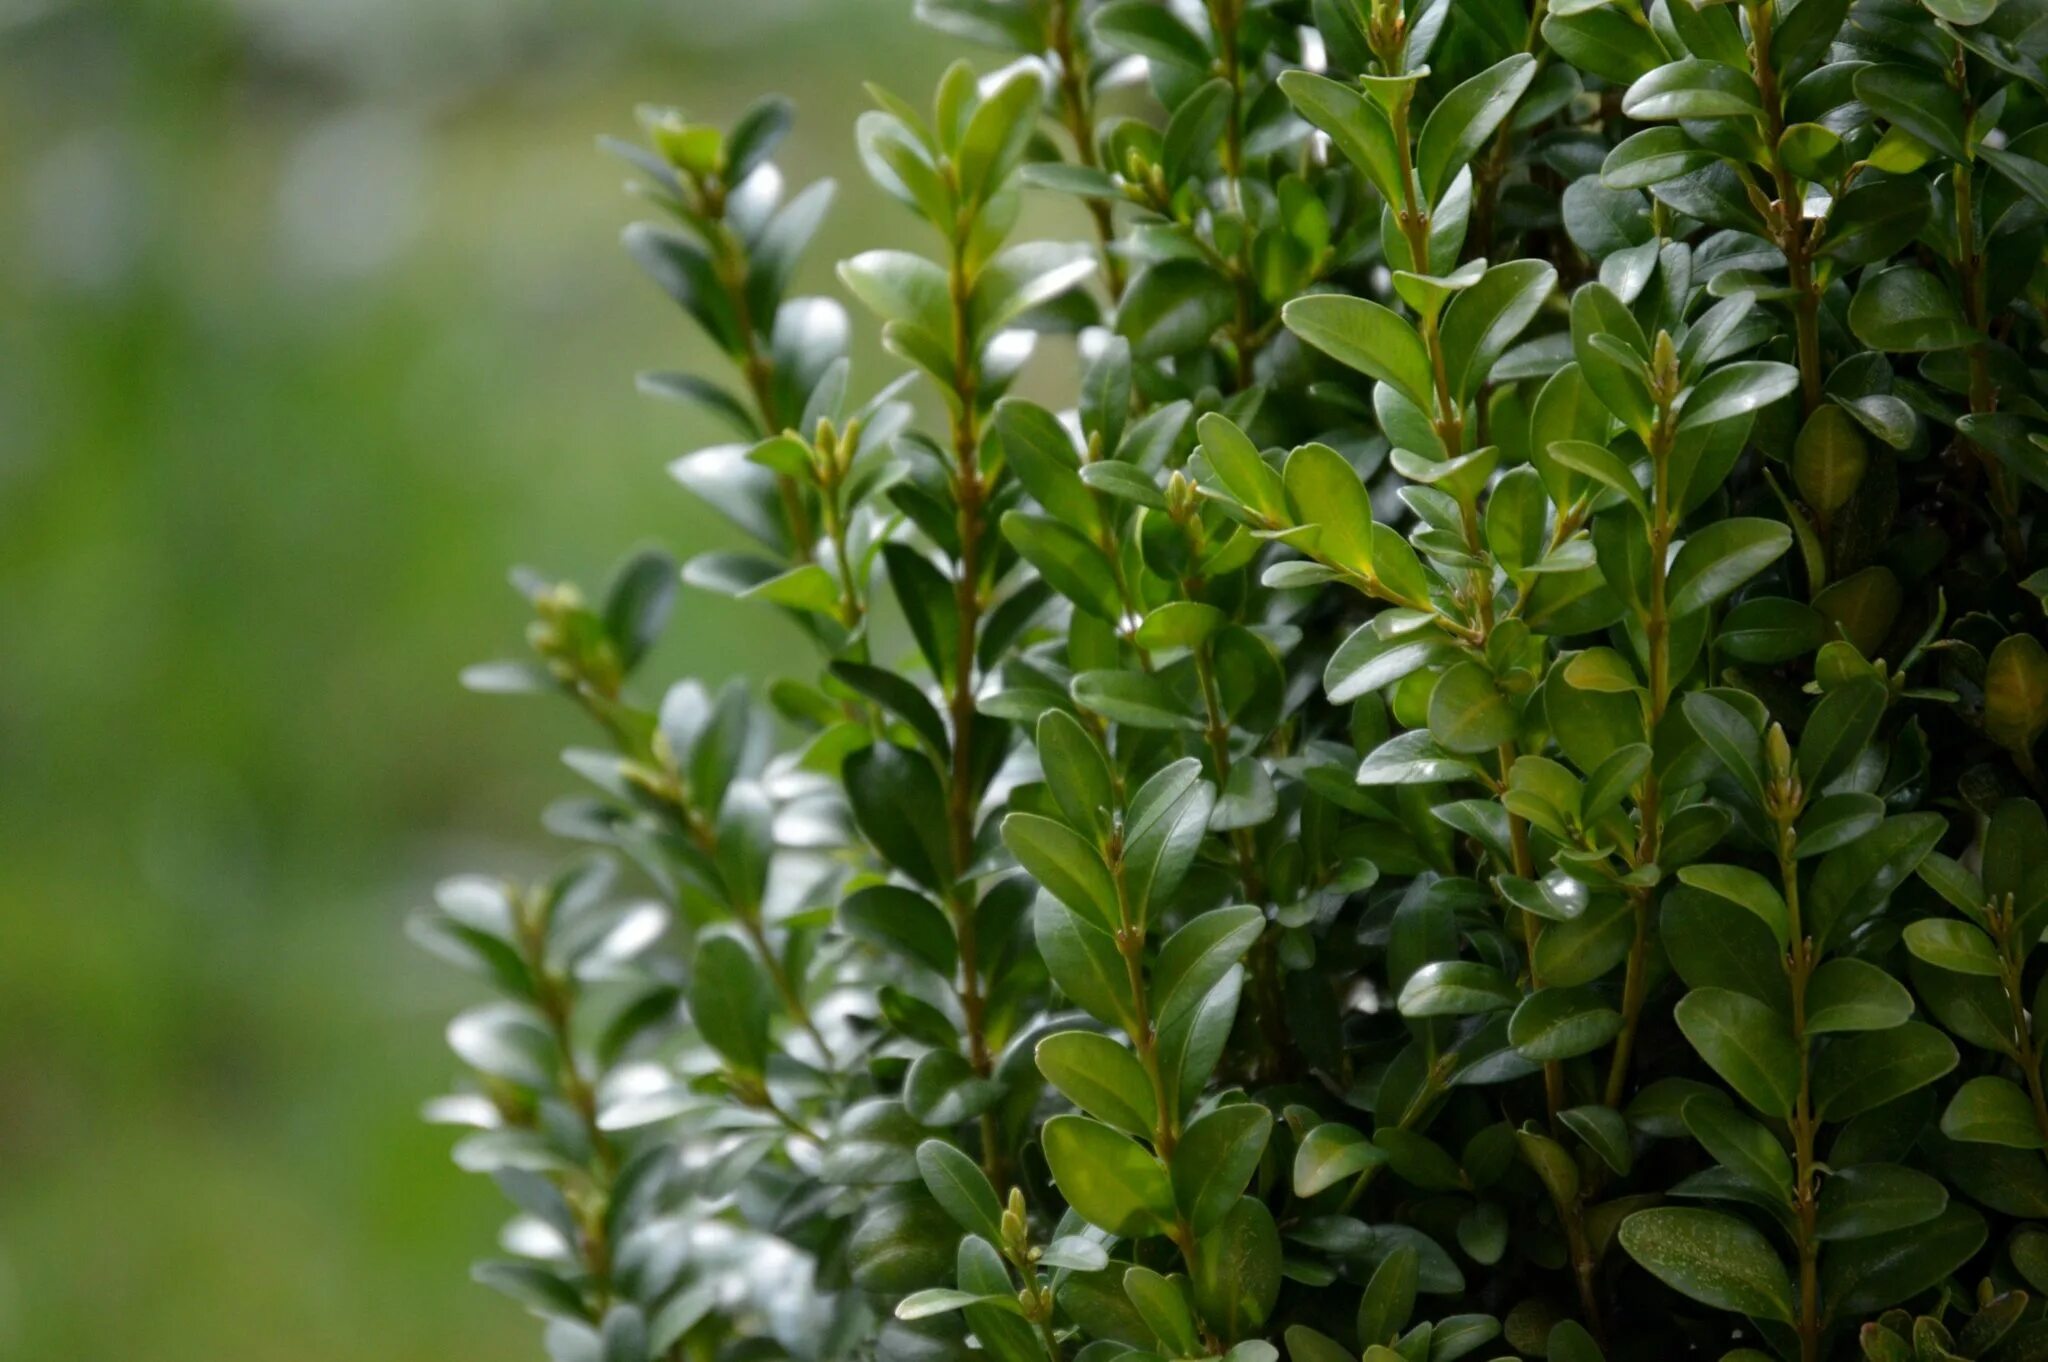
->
xmin=0 ymin=2 xmax=963 ymax=1356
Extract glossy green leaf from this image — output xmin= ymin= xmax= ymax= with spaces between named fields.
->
xmin=1675 ymin=987 xmax=1799 ymax=1117
xmin=1622 ymin=60 xmax=1764 ymax=120
xmin=1509 ymin=985 xmax=1624 ymax=1060
xmin=1036 ymin=1030 xmax=1158 ymax=1139
xmin=1283 ymin=293 xmax=1435 ymax=411
xmin=1618 ymin=1207 xmax=1796 ymax=1323
xmin=1174 ymin=1103 xmax=1273 ymax=1235
xmin=1667 ymin=519 xmax=1793 ymax=617
xmin=1398 ymin=960 xmax=1520 ymax=1017
xmin=1804 ymin=958 xmax=1915 ymax=1034
xmin=1438 ymin=259 xmax=1557 ymax=403
xmin=1902 ymin=919 xmax=2003 ymax=976
xmin=1812 ymin=1022 xmax=1958 ymax=1120
xmin=1941 ymin=1076 xmax=2047 ymax=1149
xmin=1815 ymin=1164 xmax=1948 ymax=1241
xmin=1848 ymin=267 xmax=1975 ymax=352
xmin=1417 ymin=55 xmax=1539 ymax=206
xmin=1003 ymin=812 xmax=1121 ymax=933
xmin=916 ymin=1139 xmax=1004 ymax=1241
xmin=1280 ymin=70 xmax=1405 ymax=205
xmin=1042 ymin=1114 xmax=1176 ymax=1237
xmin=1427 ymin=661 xmax=1520 ymax=755
xmin=1293 ymin=1123 xmax=1386 ymax=1197
xmin=1820 ymin=1204 xmax=1987 ymax=1315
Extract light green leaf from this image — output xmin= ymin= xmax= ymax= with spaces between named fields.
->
xmin=1197 ymin=413 xmax=1288 ymax=524
xmin=838 ymin=249 xmax=951 ymax=342
xmin=1282 ymin=442 xmax=1377 ymax=578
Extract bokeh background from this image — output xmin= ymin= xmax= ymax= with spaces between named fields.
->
xmin=0 ymin=2 xmax=982 ymax=1356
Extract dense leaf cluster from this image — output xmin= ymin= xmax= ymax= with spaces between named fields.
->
xmin=416 ymin=0 xmax=2048 ymax=1359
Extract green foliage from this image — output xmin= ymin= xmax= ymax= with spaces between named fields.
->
xmin=419 ymin=0 xmax=2048 ymax=1359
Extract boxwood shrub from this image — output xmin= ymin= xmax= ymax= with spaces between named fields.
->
xmin=415 ymin=0 xmax=2048 ymax=1359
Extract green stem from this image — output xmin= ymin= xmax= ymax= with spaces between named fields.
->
xmin=518 ymin=887 xmax=617 ymax=1310
xmin=1208 ymin=0 xmax=1257 ymax=387
xmin=671 ymin=797 xmax=832 ymax=1062
xmin=705 ymin=204 xmax=814 ymax=560
xmin=1109 ymin=850 xmax=1178 ymax=1159
xmin=1470 ymin=0 xmax=1549 ymax=258
xmin=941 ymin=196 xmax=1002 ymax=1181
xmin=1744 ymin=0 xmax=1825 ymax=418
xmin=1777 ymin=810 xmax=1821 ymax=1362
xmin=1194 ymin=639 xmax=1289 ymax=1079
xmin=1046 ymin=0 xmax=1124 ymax=299
xmin=1605 ymin=383 xmax=1676 ymax=1106
xmin=1990 ymin=894 xmax=2048 ymax=1163
xmin=1953 ymin=147 xmax=2025 ymax=564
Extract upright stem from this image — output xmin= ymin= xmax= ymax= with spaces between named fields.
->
xmin=1470 ymin=0 xmax=1549 ymax=258
xmin=1606 ymin=378 xmax=1676 ymax=1106
xmin=1047 ymin=0 xmax=1125 ymax=298
xmin=706 ymin=203 xmax=815 ymax=559
xmin=1500 ymin=741 xmax=1567 ymax=1123
xmin=1772 ymin=789 xmax=1822 ymax=1362
xmin=818 ymin=477 xmax=866 ymax=632
xmin=577 ymin=680 xmax=834 ymax=1061
xmin=942 ymin=209 xmax=1001 ymax=1174
xmin=1989 ymin=894 xmax=2048 ymax=1160
xmin=518 ymin=888 xmax=617 ymax=1308
xmin=1398 ymin=75 xmax=1569 ymax=1127
xmin=1744 ymin=0 xmax=1824 ymax=417
xmin=667 ymin=794 xmax=832 ymax=1061
xmin=1953 ymin=142 xmax=2025 ymax=563
xmin=943 ymin=221 xmax=990 ymax=1059
xmin=1209 ymin=0 xmax=1257 ymax=387
xmin=1108 ymin=848 xmax=1179 ymax=1164
xmin=1193 ymin=640 xmax=1289 ymax=1078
